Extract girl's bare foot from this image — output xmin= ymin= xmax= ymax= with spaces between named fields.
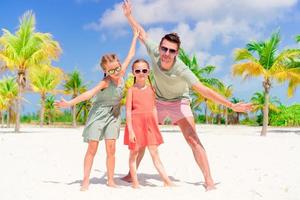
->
xmin=132 ymin=182 xmax=141 ymax=189
xmin=120 ymin=174 xmax=132 ymax=183
xmin=164 ymin=181 xmax=176 ymax=187
xmin=204 ymin=181 xmax=217 ymax=191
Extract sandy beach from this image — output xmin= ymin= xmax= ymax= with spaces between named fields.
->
xmin=0 ymin=125 xmax=299 ymax=200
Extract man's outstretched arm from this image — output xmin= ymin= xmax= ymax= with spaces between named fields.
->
xmin=122 ymin=0 xmax=148 ymax=43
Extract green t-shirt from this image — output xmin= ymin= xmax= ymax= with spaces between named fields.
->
xmin=145 ymin=38 xmax=199 ymax=101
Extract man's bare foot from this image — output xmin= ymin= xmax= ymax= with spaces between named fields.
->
xmin=120 ymin=174 xmax=132 ymax=183
xmin=80 ymin=185 xmax=89 ymax=191
xmin=80 ymin=180 xmax=89 ymax=191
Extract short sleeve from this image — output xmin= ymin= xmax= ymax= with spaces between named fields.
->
xmin=144 ymin=38 xmax=159 ymax=55
xmin=179 ymin=65 xmax=199 ymax=87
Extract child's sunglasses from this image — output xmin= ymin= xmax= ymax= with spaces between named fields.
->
xmin=107 ymin=66 xmax=121 ymax=75
xmin=134 ymin=68 xmax=149 ymax=74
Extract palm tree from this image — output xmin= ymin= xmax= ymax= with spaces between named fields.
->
xmin=122 ymin=73 xmax=135 ymax=106
xmin=29 ymin=65 xmax=63 ymax=127
xmin=0 ymin=95 xmax=8 ymax=128
xmin=64 ymin=70 xmax=87 ymax=127
xmin=0 ymin=61 xmax=8 ymax=74
xmin=296 ymin=35 xmax=300 ymax=43
xmin=0 ymin=76 xmax=18 ymax=128
xmin=217 ymin=84 xmax=233 ymax=125
xmin=251 ymin=91 xmax=280 ymax=115
xmin=76 ymin=100 xmax=92 ymax=123
xmin=232 ymin=31 xmax=300 ymax=136
xmin=179 ymin=48 xmax=223 ymax=124
xmin=230 ymin=97 xmax=243 ymax=124
xmin=44 ymin=95 xmax=61 ymax=125
xmin=0 ymin=11 xmax=62 ymax=132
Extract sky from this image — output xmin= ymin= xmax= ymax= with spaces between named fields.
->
xmin=0 ymin=0 xmax=300 ymax=114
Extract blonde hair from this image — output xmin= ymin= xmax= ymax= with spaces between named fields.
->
xmin=100 ymin=53 xmax=120 ymax=77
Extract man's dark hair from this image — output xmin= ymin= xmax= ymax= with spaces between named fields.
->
xmin=159 ymin=32 xmax=181 ymax=49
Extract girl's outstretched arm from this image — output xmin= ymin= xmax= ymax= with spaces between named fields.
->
xmin=120 ymin=29 xmax=139 ymax=76
xmin=55 ymin=79 xmax=109 ymax=108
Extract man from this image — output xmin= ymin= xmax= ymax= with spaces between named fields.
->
xmin=121 ymin=0 xmax=252 ymax=190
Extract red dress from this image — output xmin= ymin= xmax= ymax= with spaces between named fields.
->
xmin=124 ymin=86 xmax=163 ymax=150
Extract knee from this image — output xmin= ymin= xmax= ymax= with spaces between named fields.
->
xmin=87 ymin=147 xmax=97 ymax=157
xmin=186 ymin=134 xmax=203 ymax=150
xmin=106 ymin=146 xmax=116 ymax=158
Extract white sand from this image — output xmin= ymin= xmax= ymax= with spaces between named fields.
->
xmin=0 ymin=125 xmax=299 ymax=200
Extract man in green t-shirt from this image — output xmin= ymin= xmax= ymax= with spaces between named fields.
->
xmin=121 ymin=0 xmax=252 ymax=190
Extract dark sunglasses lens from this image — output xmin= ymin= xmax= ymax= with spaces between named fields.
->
xmin=135 ymin=69 xmax=141 ymax=74
xmin=169 ymin=49 xmax=177 ymax=54
xmin=161 ymin=46 xmax=168 ymax=52
xmin=142 ymin=69 xmax=148 ymax=73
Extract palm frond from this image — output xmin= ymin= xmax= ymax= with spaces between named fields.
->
xmin=232 ymin=62 xmax=266 ymax=78
xmin=234 ymin=48 xmax=258 ymax=62
xmin=296 ymin=35 xmax=300 ymax=43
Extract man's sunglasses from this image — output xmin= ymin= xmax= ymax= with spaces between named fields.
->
xmin=107 ymin=66 xmax=121 ymax=75
xmin=134 ymin=68 xmax=149 ymax=74
xmin=160 ymin=46 xmax=177 ymax=54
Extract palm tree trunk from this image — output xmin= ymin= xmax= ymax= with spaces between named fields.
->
xmin=217 ymin=105 xmax=221 ymax=125
xmin=7 ymin=107 xmax=10 ymax=128
xmin=236 ymin=113 xmax=240 ymax=124
xmin=205 ymin=100 xmax=208 ymax=124
xmin=15 ymin=72 xmax=24 ymax=133
xmin=1 ymin=111 xmax=4 ymax=128
xmin=261 ymin=79 xmax=271 ymax=136
xmin=225 ymin=108 xmax=228 ymax=126
xmin=72 ymin=105 xmax=76 ymax=128
xmin=40 ymin=94 xmax=45 ymax=127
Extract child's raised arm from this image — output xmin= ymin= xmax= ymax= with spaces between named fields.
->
xmin=120 ymin=29 xmax=139 ymax=76
xmin=55 ymin=79 xmax=109 ymax=108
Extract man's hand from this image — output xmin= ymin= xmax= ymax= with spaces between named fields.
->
xmin=122 ymin=0 xmax=132 ymax=17
xmin=231 ymin=102 xmax=253 ymax=113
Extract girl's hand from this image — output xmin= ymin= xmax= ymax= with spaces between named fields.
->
xmin=133 ymin=28 xmax=140 ymax=39
xmin=122 ymin=0 xmax=132 ymax=17
xmin=129 ymin=131 xmax=136 ymax=143
xmin=231 ymin=102 xmax=253 ymax=113
xmin=54 ymin=98 xmax=72 ymax=108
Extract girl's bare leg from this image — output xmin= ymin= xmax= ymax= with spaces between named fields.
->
xmin=129 ymin=150 xmax=140 ymax=188
xmin=105 ymin=139 xmax=117 ymax=187
xmin=121 ymin=147 xmax=146 ymax=182
xmin=81 ymin=141 xmax=99 ymax=191
xmin=147 ymin=145 xmax=174 ymax=187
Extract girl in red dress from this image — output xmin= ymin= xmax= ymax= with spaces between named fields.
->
xmin=124 ymin=59 xmax=174 ymax=188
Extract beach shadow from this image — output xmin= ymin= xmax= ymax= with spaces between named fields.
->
xmin=117 ymin=173 xmax=181 ymax=187
xmin=43 ymin=172 xmax=180 ymax=188
xmin=0 ymin=130 xmax=43 ymax=134
xmin=267 ymin=129 xmax=300 ymax=135
xmin=184 ymin=181 xmax=221 ymax=188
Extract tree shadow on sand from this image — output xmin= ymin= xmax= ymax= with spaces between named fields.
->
xmin=258 ymin=129 xmax=300 ymax=135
